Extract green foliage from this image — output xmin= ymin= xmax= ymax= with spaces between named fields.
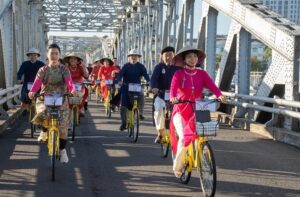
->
xmin=215 ymin=54 xmax=222 ymax=69
xmin=251 ymin=56 xmax=267 ymax=71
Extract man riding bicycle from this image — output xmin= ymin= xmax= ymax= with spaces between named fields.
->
xmin=116 ymin=49 xmax=150 ymax=131
xmin=150 ymin=46 xmax=181 ymax=144
xmin=17 ymin=48 xmax=44 ymax=111
xmin=169 ymin=46 xmax=225 ymax=177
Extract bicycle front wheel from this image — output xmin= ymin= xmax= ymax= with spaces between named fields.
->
xmin=50 ymin=130 xmax=56 ymax=181
xmin=71 ymin=107 xmax=77 ymax=141
xmin=29 ymin=105 xmax=36 ymax=138
xmin=132 ymin=109 xmax=139 ymax=142
xmin=161 ymin=131 xmax=170 ymax=158
xmin=198 ymin=142 xmax=216 ymax=197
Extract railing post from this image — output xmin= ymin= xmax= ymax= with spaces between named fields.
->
xmin=6 ymin=87 xmax=16 ymax=109
xmin=13 ymin=85 xmax=21 ymax=105
xmin=0 ymin=89 xmax=9 ymax=120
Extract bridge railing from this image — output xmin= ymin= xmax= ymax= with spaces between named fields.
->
xmin=0 ymin=85 xmax=22 ymax=120
xmin=222 ymin=91 xmax=300 ymax=131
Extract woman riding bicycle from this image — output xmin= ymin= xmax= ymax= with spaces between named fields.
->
xmin=97 ymin=58 xmax=119 ymax=103
xmin=28 ymin=43 xmax=77 ymax=163
xmin=64 ymin=52 xmax=89 ymax=116
xmin=169 ymin=46 xmax=225 ymax=177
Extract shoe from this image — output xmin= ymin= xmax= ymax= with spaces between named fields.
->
xmin=84 ymin=102 xmax=88 ymax=111
xmin=60 ymin=149 xmax=69 ymax=163
xmin=174 ymin=170 xmax=182 ymax=178
xmin=139 ymin=115 xmax=145 ymax=120
xmin=37 ymin=131 xmax=48 ymax=143
xmin=154 ymin=135 xmax=162 ymax=144
xmin=80 ymin=108 xmax=85 ymax=117
xmin=119 ymin=123 xmax=127 ymax=131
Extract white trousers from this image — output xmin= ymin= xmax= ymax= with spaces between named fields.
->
xmin=153 ymin=96 xmax=166 ymax=130
xmin=172 ymin=113 xmax=187 ymax=172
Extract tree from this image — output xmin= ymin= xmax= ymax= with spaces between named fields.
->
xmin=263 ymin=46 xmax=272 ymax=63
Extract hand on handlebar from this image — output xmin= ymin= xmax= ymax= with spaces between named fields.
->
xmin=28 ymin=92 xmax=35 ymax=100
xmin=170 ymin=97 xmax=178 ymax=104
xmin=152 ymin=88 xmax=159 ymax=95
xmin=217 ymin=95 xmax=226 ymax=103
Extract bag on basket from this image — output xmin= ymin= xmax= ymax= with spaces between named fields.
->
xmin=195 ymin=110 xmax=211 ymax=123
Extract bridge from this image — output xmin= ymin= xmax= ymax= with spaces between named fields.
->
xmin=0 ymin=0 xmax=300 ymax=196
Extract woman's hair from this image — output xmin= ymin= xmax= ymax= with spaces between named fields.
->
xmin=47 ymin=43 xmax=61 ymax=54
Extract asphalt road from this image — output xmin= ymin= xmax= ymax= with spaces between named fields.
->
xmin=0 ymin=98 xmax=299 ymax=197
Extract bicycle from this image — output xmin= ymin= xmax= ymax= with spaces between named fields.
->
xmin=104 ymin=79 xmax=113 ymax=118
xmin=159 ymin=90 xmax=172 ymax=158
xmin=27 ymin=82 xmax=36 ymax=138
xmin=35 ymin=93 xmax=68 ymax=181
xmin=95 ymin=80 xmax=101 ymax=103
xmin=127 ymin=83 xmax=142 ymax=142
xmin=68 ymin=83 xmax=82 ymax=141
xmin=173 ymin=99 xmax=219 ymax=197
xmin=83 ymin=79 xmax=92 ymax=101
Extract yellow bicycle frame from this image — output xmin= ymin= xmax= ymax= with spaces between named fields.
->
xmin=127 ymin=97 xmax=138 ymax=128
xmin=184 ymin=136 xmax=209 ymax=173
xmin=104 ymin=87 xmax=111 ymax=109
xmin=46 ymin=116 xmax=60 ymax=156
xmin=162 ymin=108 xmax=171 ymax=144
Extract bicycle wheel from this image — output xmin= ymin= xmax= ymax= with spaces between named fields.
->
xmin=152 ymin=101 xmax=155 ymax=126
xmin=50 ymin=130 xmax=56 ymax=181
xmin=198 ymin=142 xmax=216 ymax=197
xmin=29 ymin=105 xmax=36 ymax=138
xmin=131 ymin=109 xmax=139 ymax=142
xmin=71 ymin=107 xmax=77 ymax=141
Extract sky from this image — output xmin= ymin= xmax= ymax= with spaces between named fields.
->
xmin=48 ymin=0 xmax=231 ymax=38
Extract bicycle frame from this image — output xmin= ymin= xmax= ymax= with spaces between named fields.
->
xmin=185 ymin=136 xmax=209 ymax=172
xmin=127 ymin=95 xmax=139 ymax=128
xmin=47 ymin=110 xmax=60 ymax=157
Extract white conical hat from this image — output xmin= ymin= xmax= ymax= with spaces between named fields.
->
xmin=173 ymin=46 xmax=206 ymax=67
xmin=26 ymin=48 xmax=40 ymax=57
xmin=127 ymin=49 xmax=141 ymax=57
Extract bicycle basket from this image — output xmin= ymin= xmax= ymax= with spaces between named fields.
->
xmin=196 ymin=121 xmax=219 ymax=136
xmin=105 ymin=79 xmax=113 ymax=85
xmin=44 ymin=95 xmax=64 ymax=107
xmin=128 ymin=83 xmax=141 ymax=93
xmin=69 ymin=96 xmax=82 ymax=105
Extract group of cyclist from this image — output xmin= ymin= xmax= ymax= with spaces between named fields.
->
xmin=17 ymin=42 xmax=225 ymax=178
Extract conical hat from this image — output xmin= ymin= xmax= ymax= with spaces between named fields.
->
xmin=173 ymin=46 xmax=206 ymax=67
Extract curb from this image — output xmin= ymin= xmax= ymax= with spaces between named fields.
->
xmin=0 ymin=106 xmax=24 ymax=136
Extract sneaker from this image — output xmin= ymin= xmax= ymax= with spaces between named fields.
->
xmin=139 ymin=115 xmax=145 ymax=120
xmin=37 ymin=131 xmax=48 ymax=143
xmin=154 ymin=135 xmax=162 ymax=144
xmin=80 ymin=108 xmax=85 ymax=117
xmin=119 ymin=123 xmax=127 ymax=131
xmin=84 ymin=102 xmax=88 ymax=111
xmin=60 ymin=149 xmax=69 ymax=163
xmin=174 ymin=170 xmax=182 ymax=178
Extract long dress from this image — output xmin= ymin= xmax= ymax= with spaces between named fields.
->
xmin=169 ymin=67 xmax=222 ymax=154
xmin=31 ymin=64 xmax=73 ymax=139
